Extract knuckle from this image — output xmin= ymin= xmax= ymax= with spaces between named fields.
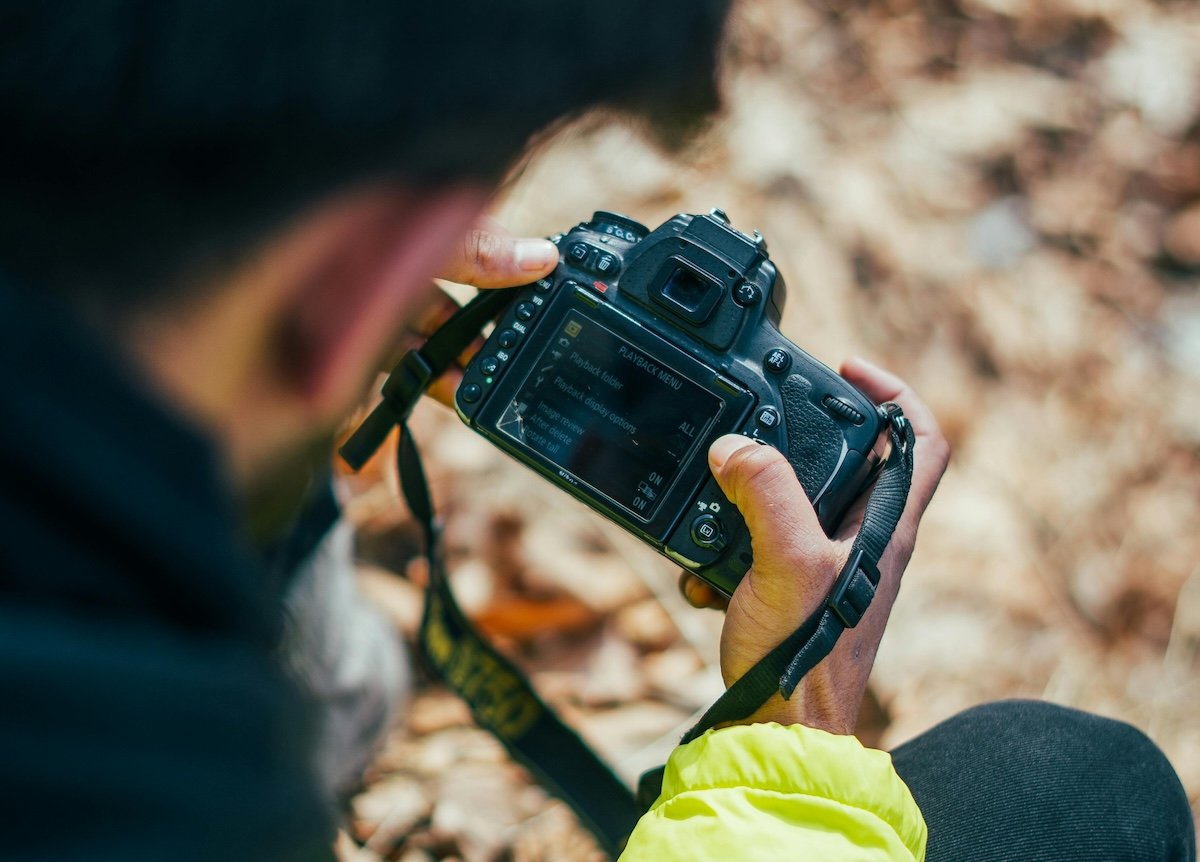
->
xmin=464 ymin=229 xmax=505 ymax=273
xmin=722 ymin=444 xmax=791 ymax=502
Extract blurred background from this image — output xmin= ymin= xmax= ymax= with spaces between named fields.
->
xmin=340 ymin=0 xmax=1200 ymax=858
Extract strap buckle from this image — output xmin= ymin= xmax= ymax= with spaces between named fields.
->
xmin=826 ymin=548 xmax=881 ymax=628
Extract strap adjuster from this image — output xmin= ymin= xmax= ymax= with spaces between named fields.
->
xmin=338 ymin=350 xmax=434 ymax=472
xmin=826 ymin=548 xmax=881 ymax=628
xmin=381 ymin=349 xmax=435 ymax=414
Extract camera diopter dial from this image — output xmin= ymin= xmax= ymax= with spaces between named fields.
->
xmin=455 ymin=211 xmax=887 ymax=596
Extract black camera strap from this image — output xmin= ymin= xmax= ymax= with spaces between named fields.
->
xmin=343 ymin=289 xmax=644 ymax=857
xmin=340 ymin=290 xmax=915 ymax=858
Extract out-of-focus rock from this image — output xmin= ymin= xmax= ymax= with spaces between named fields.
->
xmin=613 ymin=599 xmax=678 ymax=652
xmin=406 ymin=691 xmax=473 ymax=736
xmin=1100 ymin=13 xmax=1200 ymax=138
xmin=969 ymin=197 xmax=1037 ymax=270
xmin=353 ymin=775 xmax=432 ymax=851
xmin=577 ymin=631 xmax=648 ymax=707
xmin=642 ymin=648 xmax=724 ymax=710
xmin=509 ymin=801 xmax=605 ymax=862
xmin=356 ymin=564 xmax=424 ymax=636
xmin=433 ymin=763 xmax=537 ymax=862
xmin=521 ymin=521 xmax=648 ymax=614
xmin=1163 ymin=203 xmax=1200 ymax=266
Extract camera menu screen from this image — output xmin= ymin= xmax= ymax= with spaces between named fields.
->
xmin=495 ymin=311 xmax=723 ymax=522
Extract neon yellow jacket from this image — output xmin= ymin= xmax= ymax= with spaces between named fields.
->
xmin=621 ymin=723 xmax=927 ymax=861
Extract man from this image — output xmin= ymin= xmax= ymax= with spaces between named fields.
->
xmin=0 ymin=2 xmax=1192 ymax=860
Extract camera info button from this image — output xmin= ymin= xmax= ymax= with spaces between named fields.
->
xmin=690 ymin=514 xmax=726 ymax=551
xmin=756 ymin=406 xmax=780 ymax=429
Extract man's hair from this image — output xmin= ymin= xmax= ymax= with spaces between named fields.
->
xmin=0 ymin=1 xmax=729 ymax=314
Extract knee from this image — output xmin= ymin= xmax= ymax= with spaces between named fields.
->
xmin=953 ymin=700 xmax=1194 ymax=851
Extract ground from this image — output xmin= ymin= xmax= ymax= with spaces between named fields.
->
xmin=339 ymin=1 xmax=1200 ymax=858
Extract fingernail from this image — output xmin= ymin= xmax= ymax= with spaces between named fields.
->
xmin=709 ymin=434 xmax=753 ymax=470
xmin=514 ymin=239 xmax=558 ymax=271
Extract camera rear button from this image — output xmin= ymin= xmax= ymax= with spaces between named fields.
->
xmin=534 ymin=277 xmax=554 ymax=293
xmin=756 ymin=407 xmax=780 ymax=429
xmin=763 ymin=348 xmax=792 ymax=374
xmin=593 ymin=253 xmax=620 ymax=276
xmin=461 ymin=383 xmax=482 ymax=403
xmin=734 ymin=282 xmax=760 ymax=306
xmin=480 ymin=356 xmax=500 ymax=375
xmin=690 ymin=514 xmax=726 ymax=551
xmin=515 ymin=302 xmax=537 ymax=321
xmin=497 ymin=329 xmax=520 ymax=349
xmin=568 ymin=242 xmax=590 ymax=264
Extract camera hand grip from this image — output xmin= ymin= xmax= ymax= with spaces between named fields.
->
xmin=780 ymin=373 xmax=848 ymax=503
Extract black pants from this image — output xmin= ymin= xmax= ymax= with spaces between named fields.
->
xmin=891 ymin=700 xmax=1196 ymax=861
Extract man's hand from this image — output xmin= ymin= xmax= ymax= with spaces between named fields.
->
xmin=404 ymin=217 xmax=559 ymax=405
xmin=684 ymin=357 xmax=949 ymax=735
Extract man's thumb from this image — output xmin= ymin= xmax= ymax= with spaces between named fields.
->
xmin=439 ymin=225 xmax=558 ymax=288
xmin=708 ymin=435 xmax=828 ymax=573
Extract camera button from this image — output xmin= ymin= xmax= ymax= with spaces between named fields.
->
xmin=497 ymin=329 xmax=520 ymax=349
xmin=690 ymin=514 xmax=726 ymax=551
xmin=823 ymin=395 xmax=866 ymax=425
xmin=756 ymin=407 xmax=780 ymax=429
xmin=460 ymin=383 xmax=483 ymax=404
xmin=763 ymin=348 xmax=792 ymax=374
xmin=515 ymin=302 xmax=537 ymax=322
xmin=534 ymin=277 xmax=554 ymax=294
xmin=733 ymin=282 xmax=760 ymax=306
xmin=567 ymin=242 xmax=590 ymax=264
xmin=593 ymin=253 xmax=620 ymax=276
xmin=480 ymin=356 xmax=500 ymax=376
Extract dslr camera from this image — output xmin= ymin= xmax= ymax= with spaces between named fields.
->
xmin=455 ymin=210 xmax=890 ymax=596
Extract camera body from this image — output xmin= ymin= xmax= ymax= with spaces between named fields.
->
xmin=455 ymin=210 xmax=889 ymax=595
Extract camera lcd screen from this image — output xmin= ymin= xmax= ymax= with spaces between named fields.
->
xmin=494 ymin=312 xmax=722 ymax=522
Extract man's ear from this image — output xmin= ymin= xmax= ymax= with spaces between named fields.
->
xmin=274 ymin=184 xmax=489 ymax=421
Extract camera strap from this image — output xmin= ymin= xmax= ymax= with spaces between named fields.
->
xmin=342 ymin=289 xmax=644 ymax=857
xmin=340 ymin=290 xmax=915 ymax=858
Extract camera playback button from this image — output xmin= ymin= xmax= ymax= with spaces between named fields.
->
xmin=567 ymin=242 xmax=590 ymax=265
xmin=690 ymin=514 xmax=726 ymax=551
